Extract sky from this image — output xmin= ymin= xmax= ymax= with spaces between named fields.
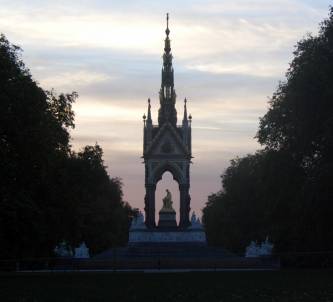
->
xmin=1 ymin=0 xmax=331 ymax=221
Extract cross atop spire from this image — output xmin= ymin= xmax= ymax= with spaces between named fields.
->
xmin=166 ymin=13 xmax=170 ymax=36
xmin=164 ymin=13 xmax=171 ymax=54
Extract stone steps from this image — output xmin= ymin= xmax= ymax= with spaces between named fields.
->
xmin=91 ymin=243 xmax=279 ymax=270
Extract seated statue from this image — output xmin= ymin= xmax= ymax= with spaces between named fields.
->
xmin=159 ymin=189 xmax=176 ymax=227
xmin=162 ymin=189 xmax=174 ymax=210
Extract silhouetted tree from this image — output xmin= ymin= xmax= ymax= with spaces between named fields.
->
xmin=58 ymin=144 xmax=134 ymax=255
xmin=0 ymin=34 xmax=134 ymax=258
xmin=257 ymin=7 xmax=333 ymax=253
xmin=203 ymin=151 xmax=305 ymax=253
xmin=203 ymin=7 xmax=333 ymax=255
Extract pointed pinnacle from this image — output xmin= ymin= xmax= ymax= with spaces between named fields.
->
xmin=166 ymin=13 xmax=170 ymax=36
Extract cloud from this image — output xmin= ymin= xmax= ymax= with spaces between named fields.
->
xmin=40 ymin=70 xmax=112 ymax=89
xmin=1 ymin=0 xmax=324 ymax=62
xmin=1 ymin=0 xmax=331 ymax=215
xmin=186 ymin=61 xmax=284 ymax=77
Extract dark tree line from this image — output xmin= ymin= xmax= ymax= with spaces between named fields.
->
xmin=0 ymin=34 xmax=135 ymax=259
xmin=203 ymin=8 xmax=333 ymax=255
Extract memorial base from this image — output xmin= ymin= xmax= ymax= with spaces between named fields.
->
xmin=128 ymin=228 xmax=206 ymax=244
xmin=128 ymin=211 xmax=206 ymax=244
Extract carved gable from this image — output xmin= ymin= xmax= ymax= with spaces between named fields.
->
xmin=145 ymin=123 xmax=188 ymax=157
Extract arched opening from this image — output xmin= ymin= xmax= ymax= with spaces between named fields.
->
xmin=155 ymin=171 xmax=180 ymax=225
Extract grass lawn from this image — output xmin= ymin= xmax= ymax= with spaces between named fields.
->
xmin=0 ymin=270 xmax=333 ymax=302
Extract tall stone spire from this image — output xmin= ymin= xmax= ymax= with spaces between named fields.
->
xmin=158 ymin=13 xmax=177 ymax=127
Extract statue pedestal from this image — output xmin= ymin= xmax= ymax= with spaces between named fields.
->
xmin=158 ymin=208 xmax=177 ymax=228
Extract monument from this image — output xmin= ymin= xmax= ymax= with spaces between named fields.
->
xmin=142 ymin=13 xmax=192 ymax=229
xmin=128 ymin=13 xmax=206 ymax=244
xmin=95 ymin=15 xmax=278 ymax=270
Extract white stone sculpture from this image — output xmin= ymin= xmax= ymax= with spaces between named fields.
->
xmin=245 ymin=237 xmax=273 ymax=257
xmin=130 ymin=211 xmax=147 ymax=230
xmin=189 ymin=211 xmax=204 ymax=230
xmin=74 ymin=242 xmax=90 ymax=258
xmin=260 ymin=237 xmax=274 ymax=255
xmin=191 ymin=211 xmax=197 ymax=224
xmin=54 ymin=241 xmax=73 ymax=257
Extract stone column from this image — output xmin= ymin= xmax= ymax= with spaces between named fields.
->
xmin=144 ymin=184 xmax=156 ymax=228
xmin=179 ymin=184 xmax=191 ymax=228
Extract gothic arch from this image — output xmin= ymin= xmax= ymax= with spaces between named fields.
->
xmin=152 ymin=161 xmax=185 ymax=186
xmin=144 ymin=160 xmax=190 ymax=229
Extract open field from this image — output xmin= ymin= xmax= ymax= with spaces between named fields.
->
xmin=1 ymin=270 xmax=333 ymax=302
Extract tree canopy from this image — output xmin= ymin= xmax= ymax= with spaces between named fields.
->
xmin=257 ymin=8 xmax=333 ymax=169
xmin=203 ymin=8 xmax=333 ymax=255
xmin=0 ymin=34 xmax=134 ymax=259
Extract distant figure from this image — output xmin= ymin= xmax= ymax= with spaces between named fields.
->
xmin=162 ymin=189 xmax=173 ymax=210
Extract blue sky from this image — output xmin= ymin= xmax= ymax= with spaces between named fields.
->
xmin=1 ymin=0 xmax=331 ymax=220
